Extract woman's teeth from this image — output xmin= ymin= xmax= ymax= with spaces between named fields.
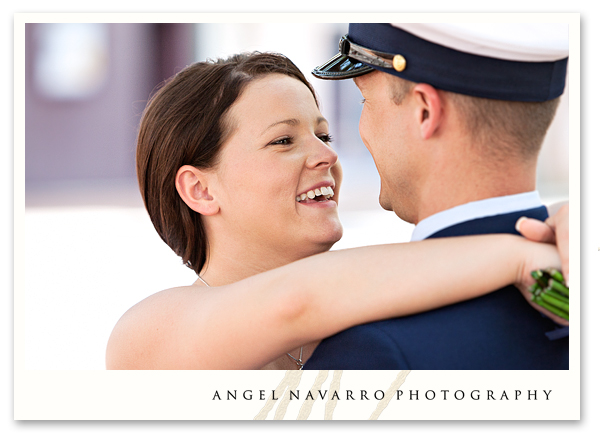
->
xmin=296 ymin=186 xmax=334 ymax=202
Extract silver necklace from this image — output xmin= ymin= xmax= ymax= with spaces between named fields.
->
xmin=197 ymin=275 xmax=210 ymax=287
xmin=198 ymin=274 xmax=304 ymax=370
xmin=286 ymin=347 xmax=304 ymax=370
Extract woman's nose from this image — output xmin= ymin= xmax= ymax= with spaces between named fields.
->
xmin=306 ymin=137 xmax=339 ymax=170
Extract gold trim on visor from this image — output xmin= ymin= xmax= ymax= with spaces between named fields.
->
xmin=341 ymin=34 xmax=406 ymax=71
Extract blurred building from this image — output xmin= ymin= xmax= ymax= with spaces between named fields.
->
xmin=25 ymin=23 xmax=195 ymax=205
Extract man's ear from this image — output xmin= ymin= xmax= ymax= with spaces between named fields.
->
xmin=175 ymin=165 xmax=220 ymax=216
xmin=412 ymin=83 xmax=443 ymax=140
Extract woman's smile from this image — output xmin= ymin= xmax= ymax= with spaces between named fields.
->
xmin=296 ymin=183 xmax=336 ymax=205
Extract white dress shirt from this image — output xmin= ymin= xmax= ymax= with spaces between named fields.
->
xmin=410 ymin=191 xmax=543 ymax=242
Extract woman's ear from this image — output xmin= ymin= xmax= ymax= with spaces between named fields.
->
xmin=412 ymin=83 xmax=443 ymax=140
xmin=175 ymin=165 xmax=220 ymax=216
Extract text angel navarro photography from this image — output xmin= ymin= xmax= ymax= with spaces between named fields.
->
xmin=212 ymin=388 xmax=554 ymax=402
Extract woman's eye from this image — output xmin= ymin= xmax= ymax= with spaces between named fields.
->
xmin=360 ymin=98 xmax=366 ymax=104
xmin=271 ymin=137 xmax=293 ymax=146
xmin=318 ymin=134 xmax=334 ymax=144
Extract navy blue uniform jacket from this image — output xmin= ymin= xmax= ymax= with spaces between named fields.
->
xmin=304 ymin=206 xmax=569 ymax=370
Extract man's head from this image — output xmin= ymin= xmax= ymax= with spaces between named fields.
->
xmin=313 ymin=23 xmax=568 ymax=223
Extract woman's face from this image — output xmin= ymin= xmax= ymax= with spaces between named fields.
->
xmin=213 ymin=73 xmax=343 ymax=260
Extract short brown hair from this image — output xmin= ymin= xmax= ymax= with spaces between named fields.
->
xmin=136 ymin=52 xmax=318 ymax=275
xmin=449 ymin=92 xmax=561 ymax=159
xmin=388 ymin=75 xmax=560 ymax=159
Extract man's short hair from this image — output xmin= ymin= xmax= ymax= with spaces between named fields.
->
xmin=449 ymin=93 xmax=561 ymax=159
xmin=389 ymin=75 xmax=560 ymax=160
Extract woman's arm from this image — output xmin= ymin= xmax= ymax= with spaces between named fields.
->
xmin=106 ymin=234 xmax=559 ymax=370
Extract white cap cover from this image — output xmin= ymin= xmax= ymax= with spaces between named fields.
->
xmin=393 ymin=23 xmax=569 ymax=62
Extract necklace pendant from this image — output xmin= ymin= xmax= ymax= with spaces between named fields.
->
xmin=286 ymin=346 xmax=304 ymax=370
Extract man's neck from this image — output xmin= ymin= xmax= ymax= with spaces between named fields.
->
xmin=412 ymin=154 xmax=537 ymax=224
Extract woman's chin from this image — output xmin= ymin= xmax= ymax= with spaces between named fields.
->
xmin=312 ymin=224 xmax=344 ymax=252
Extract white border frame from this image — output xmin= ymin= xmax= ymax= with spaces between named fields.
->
xmin=13 ymin=12 xmax=580 ymax=421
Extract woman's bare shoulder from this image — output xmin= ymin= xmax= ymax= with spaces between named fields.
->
xmin=105 ymin=285 xmax=207 ymax=370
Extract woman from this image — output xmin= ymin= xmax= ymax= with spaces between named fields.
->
xmin=106 ymin=52 xmax=565 ymax=370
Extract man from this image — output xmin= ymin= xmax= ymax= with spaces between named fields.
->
xmin=303 ymin=23 xmax=570 ymax=369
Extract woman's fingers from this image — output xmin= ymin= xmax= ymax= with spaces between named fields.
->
xmin=516 ymin=203 xmax=569 ymax=286
xmin=516 ymin=217 xmax=555 ymax=243
xmin=546 ymin=204 xmax=569 ymax=286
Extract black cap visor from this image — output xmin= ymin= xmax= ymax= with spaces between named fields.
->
xmin=312 ymin=52 xmax=374 ymax=80
xmin=313 ymin=34 xmax=393 ymax=80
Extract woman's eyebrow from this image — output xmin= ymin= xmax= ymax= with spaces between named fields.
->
xmin=261 ymin=117 xmax=328 ymax=135
xmin=261 ymin=118 xmax=300 ymax=135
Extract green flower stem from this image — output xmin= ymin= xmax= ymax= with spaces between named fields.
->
xmin=531 ymin=270 xmax=549 ymax=287
xmin=532 ymin=295 xmax=569 ymax=321
xmin=540 ymin=291 xmax=569 ymax=313
xmin=542 ymin=288 xmax=569 ymax=304
xmin=529 ymin=268 xmax=569 ymax=321
xmin=549 ymin=279 xmax=569 ymax=297
xmin=549 ymin=269 xmax=565 ymax=283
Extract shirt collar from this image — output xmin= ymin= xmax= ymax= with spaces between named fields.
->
xmin=410 ymin=191 xmax=543 ymax=242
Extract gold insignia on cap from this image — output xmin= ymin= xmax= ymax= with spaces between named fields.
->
xmin=393 ymin=54 xmax=406 ymax=72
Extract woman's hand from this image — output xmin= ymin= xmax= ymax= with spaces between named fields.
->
xmin=516 ymin=202 xmax=569 ymax=286
xmin=515 ymin=238 xmax=569 ymax=326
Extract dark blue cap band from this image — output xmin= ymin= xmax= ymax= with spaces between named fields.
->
xmin=349 ymin=23 xmax=568 ymax=102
